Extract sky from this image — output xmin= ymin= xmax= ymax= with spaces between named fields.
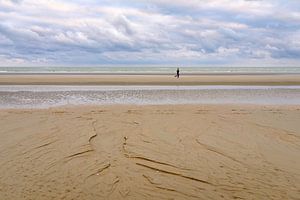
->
xmin=0 ymin=0 xmax=300 ymax=67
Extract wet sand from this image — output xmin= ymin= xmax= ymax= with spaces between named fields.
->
xmin=0 ymin=74 xmax=300 ymax=85
xmin=0 ymin=104 xmax=299 ymax=199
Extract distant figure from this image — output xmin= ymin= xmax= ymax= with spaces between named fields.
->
xmin=175 ymin=67 xmax=180 ymax=78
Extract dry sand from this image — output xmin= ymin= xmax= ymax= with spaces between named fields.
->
xmin=0 ymin=74 xmax=300 ymax=85
xmin=0 ymin=104 xmax=300 ymax=199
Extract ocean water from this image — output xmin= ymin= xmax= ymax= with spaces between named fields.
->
xmin=0 ymin=85 xmax=299 ymax=108
xmin=0 ymin=66 xmax=300 ymax=74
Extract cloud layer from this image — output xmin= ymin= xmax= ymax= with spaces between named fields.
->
xmin=0 ymin=0 xmax=300 ymax=66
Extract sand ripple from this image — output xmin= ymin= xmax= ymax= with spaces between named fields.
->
xmin=0 ymin=105 xmax=299 ymax=199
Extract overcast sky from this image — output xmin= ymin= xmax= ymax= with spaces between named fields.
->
xmin=0 ymin=0 xmax=300 ymax=66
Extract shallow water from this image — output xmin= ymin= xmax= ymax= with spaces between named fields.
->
xmin=0 ymin=85 xmax=299 ymax=108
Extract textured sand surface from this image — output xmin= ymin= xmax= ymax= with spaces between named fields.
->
xmin=0 ymin=74 xmax=300 ymax=85
xmin=0 ymin=105 xmax=300 ymax=199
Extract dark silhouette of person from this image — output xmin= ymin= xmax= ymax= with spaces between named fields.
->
xmin=176 ymin=68 xmax=180 ymax=78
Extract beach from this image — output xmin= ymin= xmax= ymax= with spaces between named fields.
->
xmin=2 ymin=0 xmax=300 ymax=198
xmin=0 ymin=74 xmax=300 ymax=85
xmin=0 ymin=104 xmax=299 ymax=199
xmin=0 ymin=74 xmax=300 ymax=199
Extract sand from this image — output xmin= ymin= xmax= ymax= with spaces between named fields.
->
xmin=0 ymin=74 xmax=300 ymax=85
xmin=0 ymin=104 xmax=299 ymax=199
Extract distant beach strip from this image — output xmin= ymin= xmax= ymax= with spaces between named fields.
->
xmin=0 ymin=74 xmax=300 ymax=86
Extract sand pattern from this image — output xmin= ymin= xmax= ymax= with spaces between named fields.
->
xmin=0 ymin=105 xmax=299 ymax=199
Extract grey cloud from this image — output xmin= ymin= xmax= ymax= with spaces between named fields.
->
xmin=0 ymin=0 xmax=299 ymax=66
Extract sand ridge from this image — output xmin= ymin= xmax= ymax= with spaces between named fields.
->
xmin=0 ymin=105 xmax=300 ymax=199
xmin=0 ymin=74 xmax=300 ymax=85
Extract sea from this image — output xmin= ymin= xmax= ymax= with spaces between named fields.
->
xmin=0 ymin=66 xmax=300 ymax=74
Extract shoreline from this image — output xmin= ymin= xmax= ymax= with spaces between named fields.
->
xmin=0 ymin=74 xmax=300 ymax=85
xmin=1 ymin=72 xmax=300 ymax=75
xmin=0 ymin=103 xmax=298 ymax=111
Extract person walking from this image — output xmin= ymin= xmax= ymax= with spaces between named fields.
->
xmin=176 ymin=67 xmax=180 ymax=78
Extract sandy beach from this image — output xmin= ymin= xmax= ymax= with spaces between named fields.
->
xmin=0 ymin=104 xmax=299 ymax=199
xmin=1 ymin=0 xmax=300 ymax=199
xmin=0 ymin=74 xmax=300 ymax=85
